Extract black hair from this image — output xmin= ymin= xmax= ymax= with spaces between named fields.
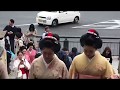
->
xmin=80 ymin=30 xmax=102 ymax=49
xmin=5 ymin=43 xmax=10 ymax=51
xmin=62 ymin=47 xmax=68 ymax=51
xmin=45 ymin=26 xmax=50 ymax=30
xmin=29 ymin=24 xmax=35 ymax=32
xmin=27 ymin=42 xmax=34 ymax=48
xmin=102 ymin=46 xmax=112 ymax=57
xmin=72 ymin=47 xmax=78 ymax=53
xmin=19 ymin=46 xmax=26 ymax=52
xmin=35 ymin=52 xmax=41 ymax=58
xmin=15 ymin=32 xmax=22 ymax=39
xmin=17 ymin=27 xmax=22 ymax=34
xmin=10 ymin=19 xmax=14 ymax=23
xmin=39 ymin=34 xmax=61 ymax=54
xmin=17 ymin=51 xmax=23 ymax=56
xmin=53 ymin=34 xmax=60 ymax=41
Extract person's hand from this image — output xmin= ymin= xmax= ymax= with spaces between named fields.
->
xmin=27 ymin=32 xmax=33 ymax=36
xmin=20 ymin=60 xmax=24 ymax=65
xmin=8 ymin=31 xmax=13 ymax=34
xmin=9 ymin=31 xmax=13 ymax=34
xmin=7 ymin=32 xmax=10 ymax=34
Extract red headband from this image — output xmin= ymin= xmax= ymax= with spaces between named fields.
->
xmin=87 ymin=29 xmax=97 ymax=36
xmin=44 ymin=32 xmax=58 ymax=41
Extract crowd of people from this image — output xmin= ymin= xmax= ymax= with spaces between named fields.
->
xmin=0 ymin=19 xmax=120 ymax=79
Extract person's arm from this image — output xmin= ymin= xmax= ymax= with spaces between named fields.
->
xmin=42 ymin=33 xmax=46 ymax=38
xmin=103 ymin=60 xmax=115 ymax=79
xmin=13 ymin=59 xmax=20 ymax=71
xmin=0 ymin=61 xmax=9 ymax=79
xmin=3 ymin=26 xmax=8 ymax=31
xmin=25 ymin=31 xmax=31 ymax=37
xmin=61 ymin=63 xmax=69 ymax=79
xmin=32 ymin=29 xmax=37 ymax=36
xmin=3 ymin=26 xmax=9 ymax=37
xmin=69 ymin=60 xmax=77 ymax=79
xmin=29 ymin=62 xmax=35 ymax=79
xmin=23 ymin=59 xmax=31 ymax=70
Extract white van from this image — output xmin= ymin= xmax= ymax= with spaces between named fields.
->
xmin=36 ymin=11 xmax=80 ymax=26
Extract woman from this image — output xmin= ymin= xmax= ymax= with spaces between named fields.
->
xmin=19 ymin=46 xmax=30 ymax=63
xmin=69 ymin=29 xmax=119 ymax=79
xmin=102 ymin=46 xmax=112 ymax=64
xmin=29 ymin=33 xmax=69 ymax=79
xmin=15 ymin=32 xmax=24 ymax=54
xmin=25 ymin=24 xmax=37 ymax=48
xmin=26 ymin=42 xmax=37 ymax=64
xmin=13 ymin=51 xmax=30 ymax=79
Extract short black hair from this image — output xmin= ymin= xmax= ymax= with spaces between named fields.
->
xmin=10 ymin=19 xmax=14 ymax=23
xmin=17 ymin=27 xmax=22 ymax=34
xmin=72 ymin=47 xmax=77 ymax=53
xmin=17 ymin=51 xmax=23 ymax=56
xmin=80 ymin=29 xmax=102 ymax=49
xmin=15 ymin=32 xmax=22 ymax=39
xmin=27 ymin=42 xmax=34 ymax=48
xmin=45 ymin=26 xmax=49 ymax=30
xmin=19 ymin=46 xmax=26 ymax=52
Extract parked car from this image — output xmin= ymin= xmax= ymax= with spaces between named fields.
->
xmin=36 ymin=11 xmax=80 ymax=26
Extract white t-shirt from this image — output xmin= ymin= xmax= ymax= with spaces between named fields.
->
xmin=42 ymin=31 xmax=48 ymax=39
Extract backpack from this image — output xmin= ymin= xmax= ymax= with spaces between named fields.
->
xmin=6 ymin=51 xmax=16 ymax=61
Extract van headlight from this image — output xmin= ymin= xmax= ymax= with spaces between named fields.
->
xmin=46 ymin=16 xmax=51 ymax=20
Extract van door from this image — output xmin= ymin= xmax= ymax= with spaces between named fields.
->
xmin=57 ymin=11 xmax=68 ymax=23
xmin=66 ymin=11 xmax=76 ymax=22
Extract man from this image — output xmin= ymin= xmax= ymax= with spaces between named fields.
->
xmin=3 ymin=19 xmax=17 ymax=53
xmin=57 ymin=48 xmax=71 ymax=70
xmin=42 ymin=26 xmax=51 ymax=39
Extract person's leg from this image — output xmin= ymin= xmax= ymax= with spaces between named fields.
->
xmin=9 ymin=39 xmax=15 ymax=53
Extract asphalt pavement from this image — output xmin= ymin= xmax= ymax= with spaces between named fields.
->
xmin=1 ymin=11 xmax=120 ymax=37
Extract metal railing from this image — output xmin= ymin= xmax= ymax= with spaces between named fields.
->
xmin=36 ymin=36 xmax=120 ymax=56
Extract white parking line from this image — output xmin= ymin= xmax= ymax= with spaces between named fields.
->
xmin=15 ymin=23 xmax=37 ymax=27
xmin=72 ymin=20 xmax=120 ymax=29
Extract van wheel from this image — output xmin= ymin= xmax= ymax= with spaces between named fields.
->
xmin=52 ymin=19 xmax=58 ymax=27
xmin=73 ymin=16 xmax=79 ymax=23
